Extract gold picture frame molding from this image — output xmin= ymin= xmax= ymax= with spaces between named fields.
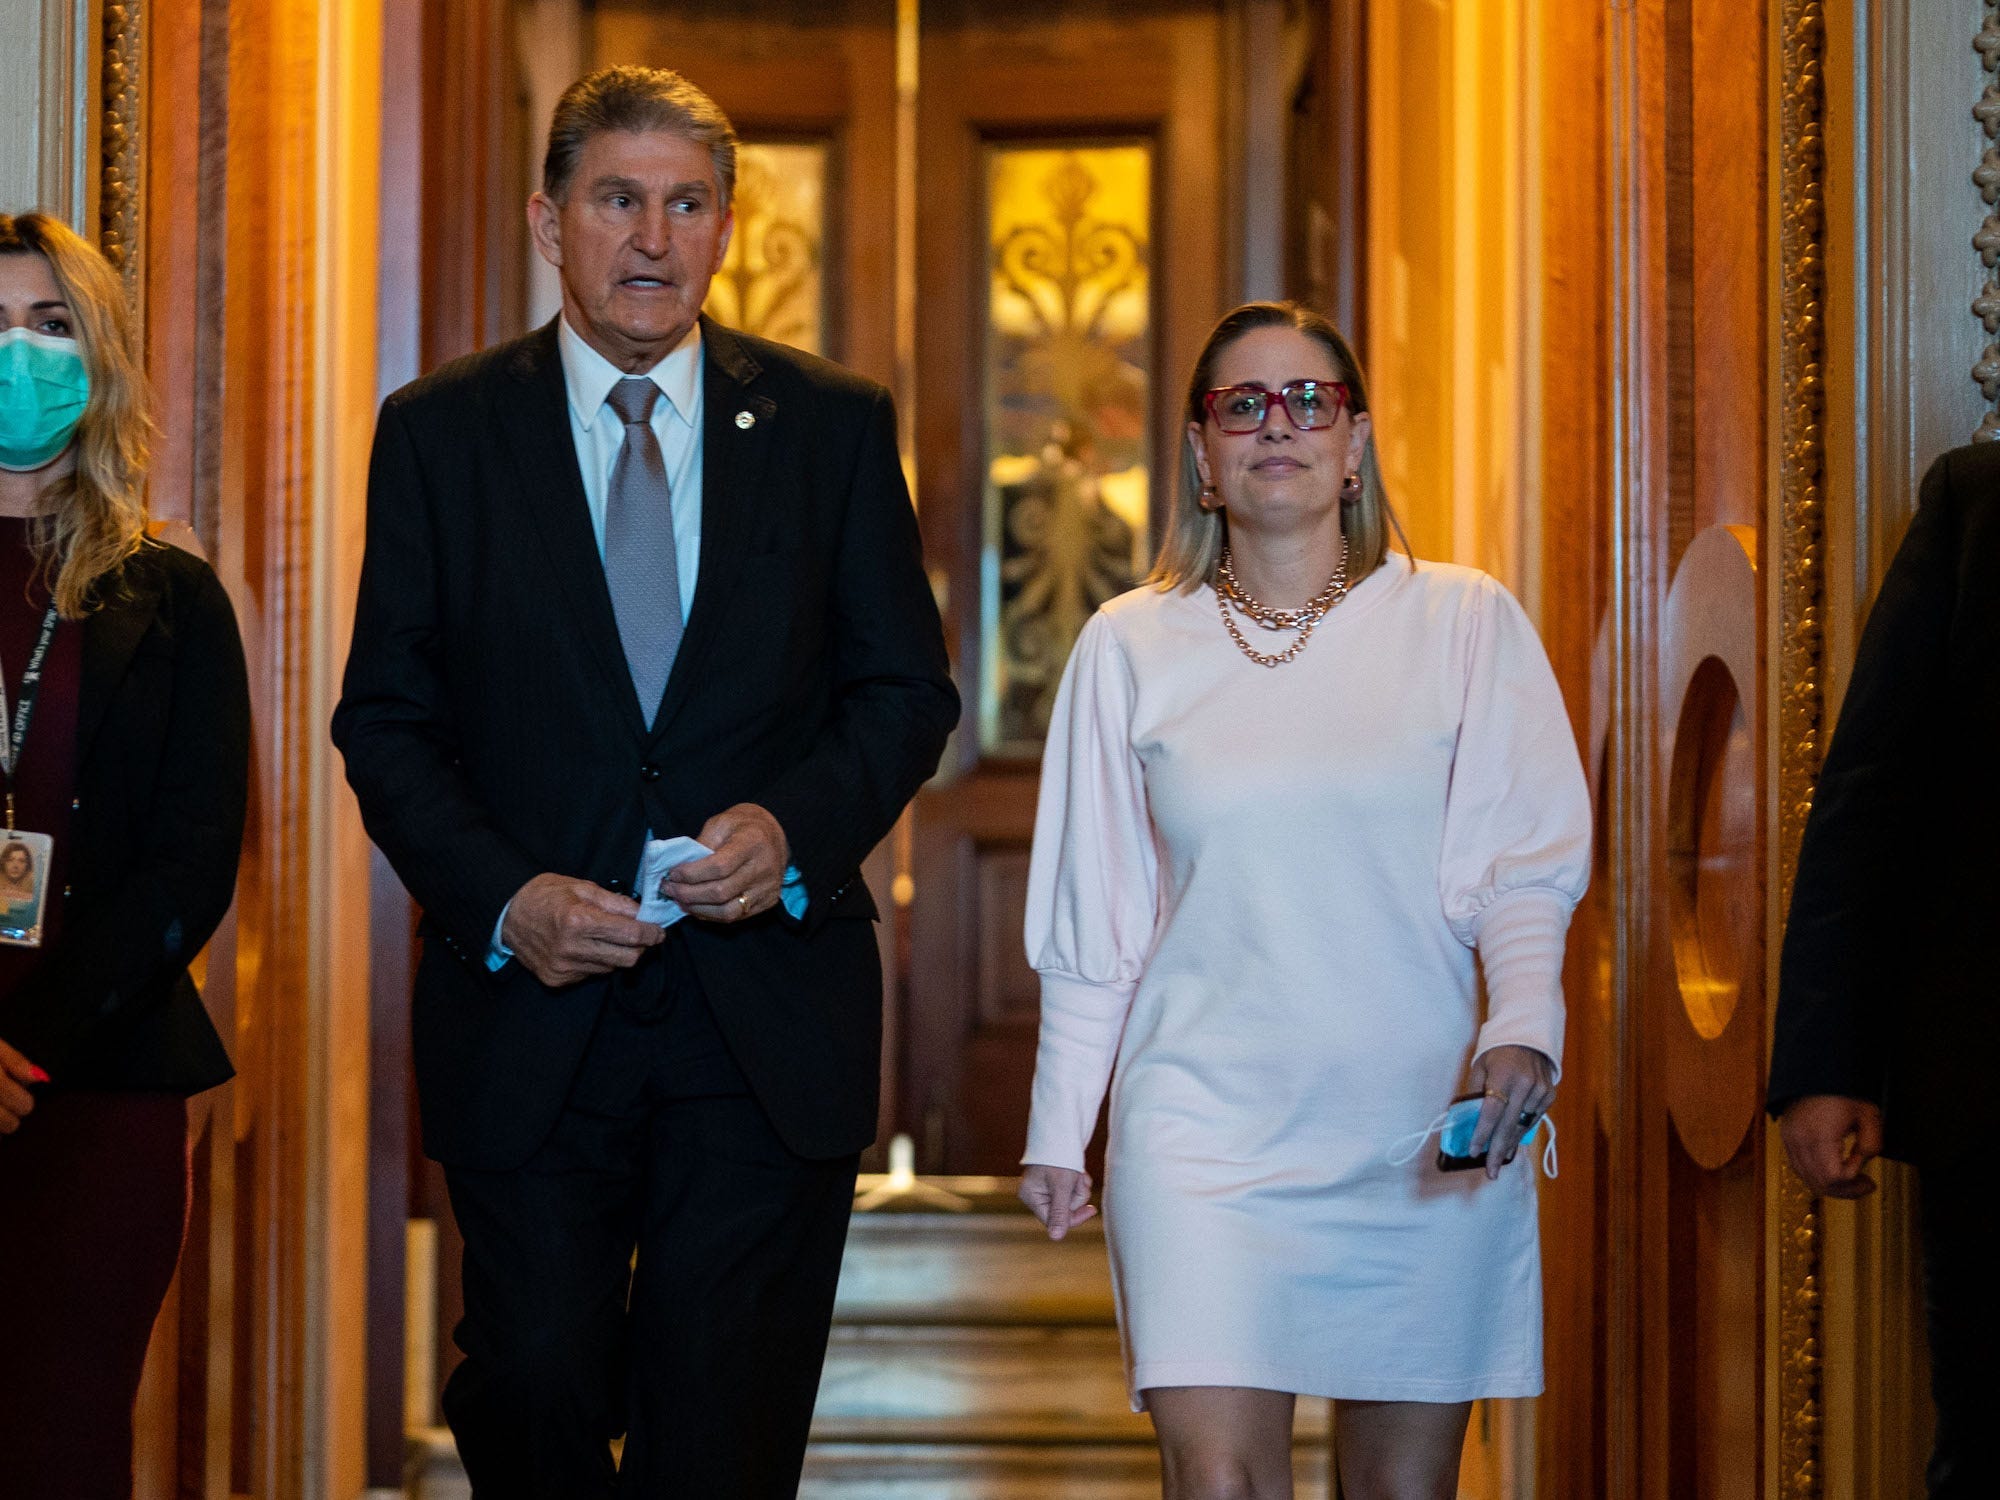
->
xmin=1775 ymin=1 xmax=1829 ymax=1495
xmin=100 ymin=0 xmax=144 ymax=307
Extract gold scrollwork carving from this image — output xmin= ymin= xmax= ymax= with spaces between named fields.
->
xmin=1778 ymin=1 xmax=1829 ymax=1495
xmin=100 ymin=1 xmax=144 ymax=307
xmin=1976 ymin=3 xmax=2000 ymax=439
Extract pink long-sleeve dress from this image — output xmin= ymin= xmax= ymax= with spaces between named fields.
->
xmin=1022 ymin=558 xmax=1591 ymax=1409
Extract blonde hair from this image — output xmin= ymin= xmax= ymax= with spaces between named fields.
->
xmin=0 ymin=212 xmax=152 ymax=618
xmin=1149 ymin=300 xmax=1409 ymax=594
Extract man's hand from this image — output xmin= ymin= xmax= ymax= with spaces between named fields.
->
xmin=1019 ymin=1164 xmax=1097 ymax=1241
xmin=1780 ymin=1094 xmax=1883 ymax=1199
xmin=0 ymin=1037 xmax=48 ymax=1136
xmin=501 ymin=874 xmax=664 ymax=988
xmin=662 ymin=804 xmax=790 ymax=923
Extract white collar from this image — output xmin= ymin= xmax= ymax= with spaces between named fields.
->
xmin=557 ymin=313 xmax=703 ymax=431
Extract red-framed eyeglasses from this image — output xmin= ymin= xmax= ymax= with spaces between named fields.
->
xmin=1202 ymin=380 xmax=1351 ymax=434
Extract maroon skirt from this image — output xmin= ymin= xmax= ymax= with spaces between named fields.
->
xmin=0 ymin=1090 xmax=190 ymax=1499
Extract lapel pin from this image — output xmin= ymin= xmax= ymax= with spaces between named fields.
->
xmin=735 ymin=410 xmax=756 ymax=430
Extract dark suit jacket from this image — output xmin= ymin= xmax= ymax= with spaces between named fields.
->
xmin=332 ymin=317 xmax=957 ymax=1172
xmin=1768 ymin=440 xmax=2000 ymax=1166
xmin=0 ymin=541 xmax=246 ymax=1094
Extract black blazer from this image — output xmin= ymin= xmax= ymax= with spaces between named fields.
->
xmin=0 ymin=541 xmax=247 ymax=1095
xmin=1768 ymin=440 xmax=2000 ymax=1166
xmin=333 ymin=318 xmax=958 ymax=1172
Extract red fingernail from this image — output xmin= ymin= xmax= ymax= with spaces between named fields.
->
xmin=29 ymin=1066 xmax=50 ymax=1083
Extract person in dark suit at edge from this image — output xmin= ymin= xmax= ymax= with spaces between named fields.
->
xmin=1769 ymin=439 xmax=2000 ymax=1500
xmin=332 ymin=66 xmax=957 ymax=1498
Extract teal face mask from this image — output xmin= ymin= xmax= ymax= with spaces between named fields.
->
xmin=1388 ymin=1097 xmax=1560 ymax=1178
xmin=0 ymin=326 xmax=90 ymax=472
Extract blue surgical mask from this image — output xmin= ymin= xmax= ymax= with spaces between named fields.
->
xmin=0 ymin=326 xmax=90 ymax=472
xmin=1389 ymin=1098 xmax=1560 ymax=1178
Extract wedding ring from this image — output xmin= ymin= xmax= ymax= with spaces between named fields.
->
xmin=737 ymin=895 xmax=749 ymax=915
xmin=1482 ymin=1090 xmax=1504 ymax=1101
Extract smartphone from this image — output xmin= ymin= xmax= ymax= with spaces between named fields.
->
xmin=1436 ymin=1091 xmax=1488 ymax=1172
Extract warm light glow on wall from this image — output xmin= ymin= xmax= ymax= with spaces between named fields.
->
xmin=1366 ymin=0 xmax=1536 ymax=607
xmin=980 ymin=142 xmax=1153 ymax=754
xmin=704 ymin=140 xmax=829 ymax=354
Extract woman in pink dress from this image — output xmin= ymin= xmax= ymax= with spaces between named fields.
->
xmin=1018 ymin=301 xmax=1590 ymax=1500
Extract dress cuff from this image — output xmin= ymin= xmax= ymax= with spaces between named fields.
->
xmin=1471 ymin=887 xmax=1573 ymax=1082
xmin=1021 ymin=970 xmax=1136 ymax=1173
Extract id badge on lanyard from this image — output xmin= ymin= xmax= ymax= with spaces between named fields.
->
xmin=0 ymin=603 xmax=61 ymax=947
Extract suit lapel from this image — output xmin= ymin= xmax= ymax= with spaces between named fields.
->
xmin=494 ymin=320 xmax=650 ymax=741
xmin=647 ymin=318 xmax=777 ymax=740
xmin=74 ymin=563 xmax=163 ymax=765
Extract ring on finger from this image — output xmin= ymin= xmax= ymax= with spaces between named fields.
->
xmin=1517 ymin=1110 xmax=1539 ymax=1129
xmin=736 ymin=894 xmax=749 ymax=915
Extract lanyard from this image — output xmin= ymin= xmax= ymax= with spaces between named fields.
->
xmin=0 ymin=602 xmax=61 ymax=829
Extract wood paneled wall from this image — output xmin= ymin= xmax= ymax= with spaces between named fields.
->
xmin=116 ymin=2 xmax=383 ymax=1494
xmin=1533 ymin=0 xmax=1615 ymax=1492
xmin=1365 ymin=0 xmax=1535 ymax=592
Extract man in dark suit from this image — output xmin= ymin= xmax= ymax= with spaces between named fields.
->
xmin=1769 ymin=439 xmax=2000 ymax=1499
xmin=333 ymin=65 xmax=957 ymax=1498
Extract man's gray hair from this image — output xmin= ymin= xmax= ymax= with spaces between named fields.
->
xmin=543 ymin=65 xmax=739 ymax=206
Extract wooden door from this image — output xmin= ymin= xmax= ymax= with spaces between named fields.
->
xmin=906 ymin=0 xmax=1226 ymax=1175
xmin=1597 ymin=2 xmax=1832 ymax=1494
xmin=1631 ymin=5 xmax=1770 ymax=1491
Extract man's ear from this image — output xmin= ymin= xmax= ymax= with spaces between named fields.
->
xmin=710 ymin=205 xmax=735 ymax=274
xmin=527 ymin=192 xmax=564 ymax=269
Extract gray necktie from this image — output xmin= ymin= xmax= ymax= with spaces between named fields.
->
xmin=603 ymin=377 xmax=685 ymax=725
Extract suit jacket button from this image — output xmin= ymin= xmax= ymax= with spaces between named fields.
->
xmin=639 ymin=762 xmax=661 ymax=782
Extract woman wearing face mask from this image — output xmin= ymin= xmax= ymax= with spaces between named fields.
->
xmin=1017 ymin=302 xmax=1591 ymax=1500
xmin=0 ymin=213 xmax=249 ymax=1496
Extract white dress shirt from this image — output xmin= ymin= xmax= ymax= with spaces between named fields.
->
xmin=557 ymin=312 xmax=704 ymax=617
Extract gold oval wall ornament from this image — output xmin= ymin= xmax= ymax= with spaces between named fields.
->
xmin=1658 ymin=524 xmax=1762 ymax=1170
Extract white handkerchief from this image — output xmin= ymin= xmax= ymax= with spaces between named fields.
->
xmin=635 ymin=836 xmax=715 ymax=926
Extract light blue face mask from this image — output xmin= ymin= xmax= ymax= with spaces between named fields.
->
xmin=1388 ymin=1097 xmax=1560 ymax=1178
xmin=0 ymin=326 xmax=90 ymax=472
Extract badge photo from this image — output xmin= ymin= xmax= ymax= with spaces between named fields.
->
xmin=0 ymin=828 xmax=54 ymax=947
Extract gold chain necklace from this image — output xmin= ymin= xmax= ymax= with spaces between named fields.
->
xmin=1213 ymin=537 xmax=1351 ymax=668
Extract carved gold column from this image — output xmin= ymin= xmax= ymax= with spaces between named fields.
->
xmin=1775 ymin=1 xmax=1829 ymax=1496
xmin=100 ymin=2 xmax=144 ymax=309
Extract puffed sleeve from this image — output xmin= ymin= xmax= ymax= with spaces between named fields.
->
xmin=1021 ymin=611 xmax=1159 ymax=1172
xmin=1438 ymin=575 xmax=1592 ymax=1078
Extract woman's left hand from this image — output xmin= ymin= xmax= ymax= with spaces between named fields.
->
xmin=1467 ymin=1045 xmax=1555 ymax=1181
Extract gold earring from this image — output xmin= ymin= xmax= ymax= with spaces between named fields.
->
xmin=1199 ymin=483 xmax=1221 ymax=512
xmin=1339 ymin=471 xmax=1362 ymax=502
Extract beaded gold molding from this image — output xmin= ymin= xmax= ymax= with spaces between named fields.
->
xmin=1777 ymin=1 xmax=1829 ymax=1495
xmin=1977 ymin=2 xmax=1999 ymax=439
xmin=100 ymin=2 xmax=144 ymax=305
